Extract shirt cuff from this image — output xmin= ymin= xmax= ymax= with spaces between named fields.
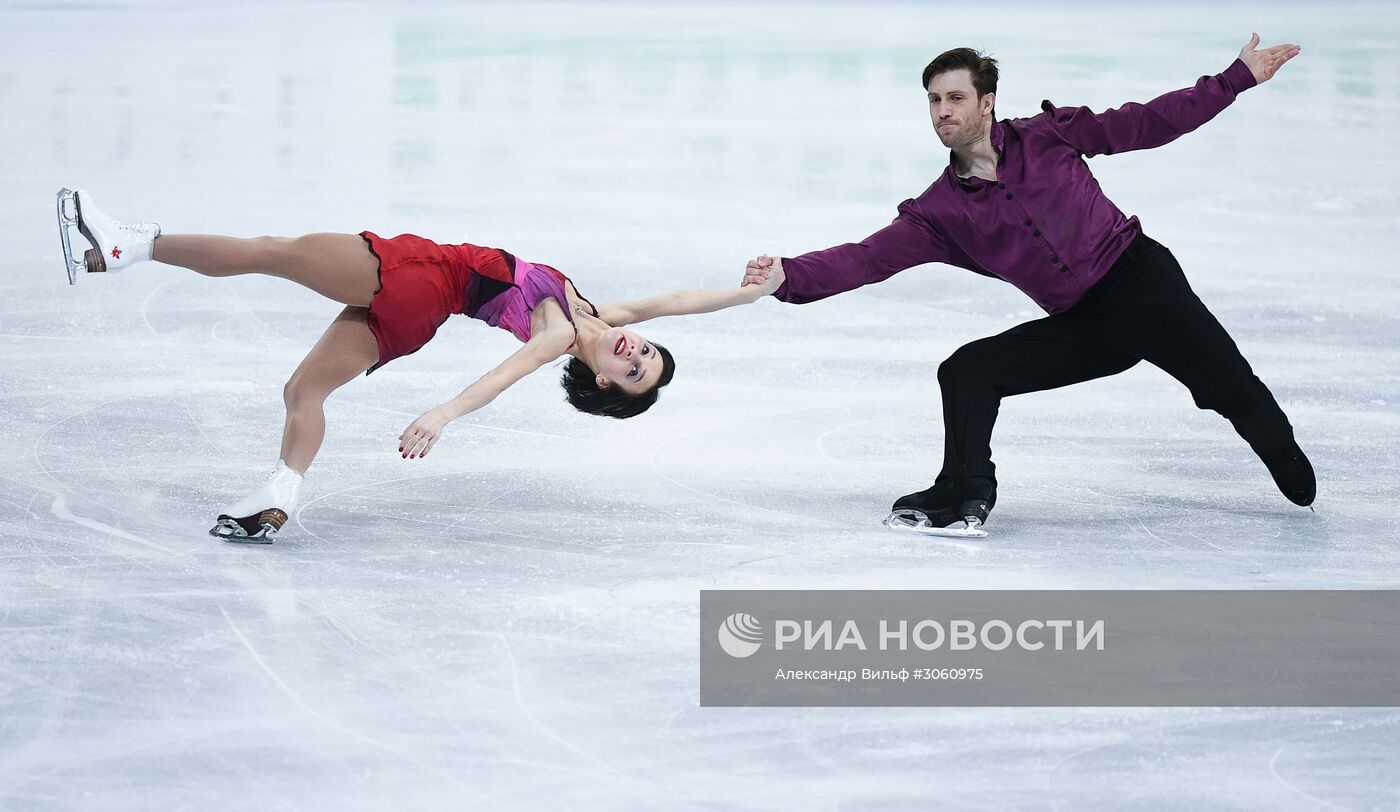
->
xmin=1222 ymin=58 xmax=1258 ymax=94
xmin=773 ymin=257 xmax=796 ymax=301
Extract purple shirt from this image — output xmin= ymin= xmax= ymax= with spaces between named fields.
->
xmin=775 ymin=59 xmax=1258 ymax=314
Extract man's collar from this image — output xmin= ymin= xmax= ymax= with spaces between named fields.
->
xmin=947 ymin=118 xmax=1006 ymax=186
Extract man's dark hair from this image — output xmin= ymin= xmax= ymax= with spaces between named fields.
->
xmin=560 ymin=342 xmax=676 ymax=419
xmin=921 ymin=47 xmax=999 ymax=98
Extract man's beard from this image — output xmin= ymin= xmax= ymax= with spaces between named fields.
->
xmin=938 ymin=120 xmax=978 ymax=149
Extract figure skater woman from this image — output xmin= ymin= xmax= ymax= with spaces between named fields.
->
xmin=56 ymin=189 xmax=785 ymax=542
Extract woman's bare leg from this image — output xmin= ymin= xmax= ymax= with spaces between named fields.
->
xmin=153 ymin=233 xmax=381 ymax=306
xmin=280 ymin=306 xmax=381 ymax=473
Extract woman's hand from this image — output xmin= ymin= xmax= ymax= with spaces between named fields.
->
xmin=399 ymin=407 xmax=452 ymax=460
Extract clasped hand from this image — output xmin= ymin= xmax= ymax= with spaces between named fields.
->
xmin=741 ymin=254 xmax=785 ymax=294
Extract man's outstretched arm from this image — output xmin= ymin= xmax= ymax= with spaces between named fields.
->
xmin=742 ymin=200 xmax=950 ymax=304
xmin=1039 ymin=33 xmax=1300 ymax=158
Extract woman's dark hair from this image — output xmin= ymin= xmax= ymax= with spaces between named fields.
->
xmin=560 ymin=342 xmax=676 ymax=419
xmin=921 ymin=47 xmax=999 ymax=98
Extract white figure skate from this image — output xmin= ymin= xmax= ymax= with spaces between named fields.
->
xmin=210 ymin=461 xmax=304 ymax=543
xmin=56 ymin=188 xmax=161 ymax=284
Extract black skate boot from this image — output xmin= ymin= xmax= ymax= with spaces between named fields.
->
xmin=1229 ymin=385 xmax=1315 ymax=507
xmin=884 ymin=477 xmax=996 ymax=538
xmin=957 ymin=476 xmax=997 ymax=526
xmin=1260 ymin=446 xmax=1316 ymax=507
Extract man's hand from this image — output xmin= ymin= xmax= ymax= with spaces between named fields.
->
xmin=399 ymin=407 xmax=452 ymax=460
xmin=742 ymin=254 xmax=785 ymax=296
xmin=1239 ymin=33 xmax=1300 ymax=84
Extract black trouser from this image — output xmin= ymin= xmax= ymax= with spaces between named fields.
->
xmin=936 ymin=233 xmax=1296 ymax=485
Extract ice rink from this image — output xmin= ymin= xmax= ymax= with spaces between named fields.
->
xmin=3 ymin=1 xmax=1399 ymax=809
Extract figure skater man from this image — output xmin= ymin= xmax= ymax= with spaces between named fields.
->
xmin=744 ymin=34 xmax=1311 ymax=536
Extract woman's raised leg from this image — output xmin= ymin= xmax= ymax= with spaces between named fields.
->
xmin=279 ymin=306 xmax=381 ymax=473
xmin=154 ymin=233 xmax=381 ymax=306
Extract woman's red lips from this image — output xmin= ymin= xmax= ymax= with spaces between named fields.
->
xmin=613 ymin=336 xmax=626 ymax=355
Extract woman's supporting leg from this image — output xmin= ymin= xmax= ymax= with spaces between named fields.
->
xmin=153 ymin=233 xmax=381 ymax=306
xmin=279 ymin=306 xmax=381 ymax=473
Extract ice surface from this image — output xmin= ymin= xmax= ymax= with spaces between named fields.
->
xmin=2 ymin=2 xmax=1399 ymax=809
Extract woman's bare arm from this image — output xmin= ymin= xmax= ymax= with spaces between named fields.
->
xmin=598 ymin=265 xmax=785 ymax=326
xmin=398 ymin=325 xmax=573 ymax=459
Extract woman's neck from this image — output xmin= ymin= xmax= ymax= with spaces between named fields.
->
xmin=568 ymin=307 xmax=609 ymax=367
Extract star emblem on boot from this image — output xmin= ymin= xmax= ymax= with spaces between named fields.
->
xmin=110 ymin=246 xmax=123 ymax=259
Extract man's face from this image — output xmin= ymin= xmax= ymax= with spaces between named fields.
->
xmin=927 ymin=69 xmax=994 ymax=149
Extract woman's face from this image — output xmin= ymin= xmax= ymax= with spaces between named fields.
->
xmin=597 ymin=326 xmax=664 ymax=395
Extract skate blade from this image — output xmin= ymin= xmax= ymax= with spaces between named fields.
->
xmin=56 ymin=188 xmax=107 ymax=284
xmin=209 ymin=513 xmax=283 ymax=544
xmin=883 ymin=510 xmax=988 ymax=538
xmin=56 ymin=188 xmax=83 ymax=285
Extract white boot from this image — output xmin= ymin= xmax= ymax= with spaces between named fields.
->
xmin=210 ymin=460 xmax=304 ymax=543
xmin=56 ymin=188 xmax=161 ymax=284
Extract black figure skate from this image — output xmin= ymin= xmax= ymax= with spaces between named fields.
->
xmin=884 ymin=477 xmax=996 ymax=538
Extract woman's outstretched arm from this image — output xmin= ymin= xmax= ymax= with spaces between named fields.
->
xmin=398 ymin=327 xmax=573 ymax=459
xmin=598 ymin=264 xmax=785 ymax=326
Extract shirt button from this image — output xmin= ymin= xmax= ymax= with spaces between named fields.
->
xmin=1005 ymin=193 xmax=1014 ymax=200
xmin=1033 ymin=230 xmax=1041 ymax=237
xmin=998 ymin=182 xmax=1007 ymax=190
xmin=1024 ymin=219 xmax=1032 ymax=226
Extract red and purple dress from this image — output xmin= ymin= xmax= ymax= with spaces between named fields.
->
xmin=359 ymin=231 xmax=594 ymax=374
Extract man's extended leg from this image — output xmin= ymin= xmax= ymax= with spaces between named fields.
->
xmin=1089 ymin=235 xmax=1315 ymax=506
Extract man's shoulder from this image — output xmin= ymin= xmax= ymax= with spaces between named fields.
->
xmin=901 ymin=173 xmax=955 ymax=221
xmin=1001 ymin=109 xmax=1081 ymax=152
xmin=1002 ymin=111 xmax=1056 ymax=137
xmin=910 ymin=169 xmax=955 ymax=201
